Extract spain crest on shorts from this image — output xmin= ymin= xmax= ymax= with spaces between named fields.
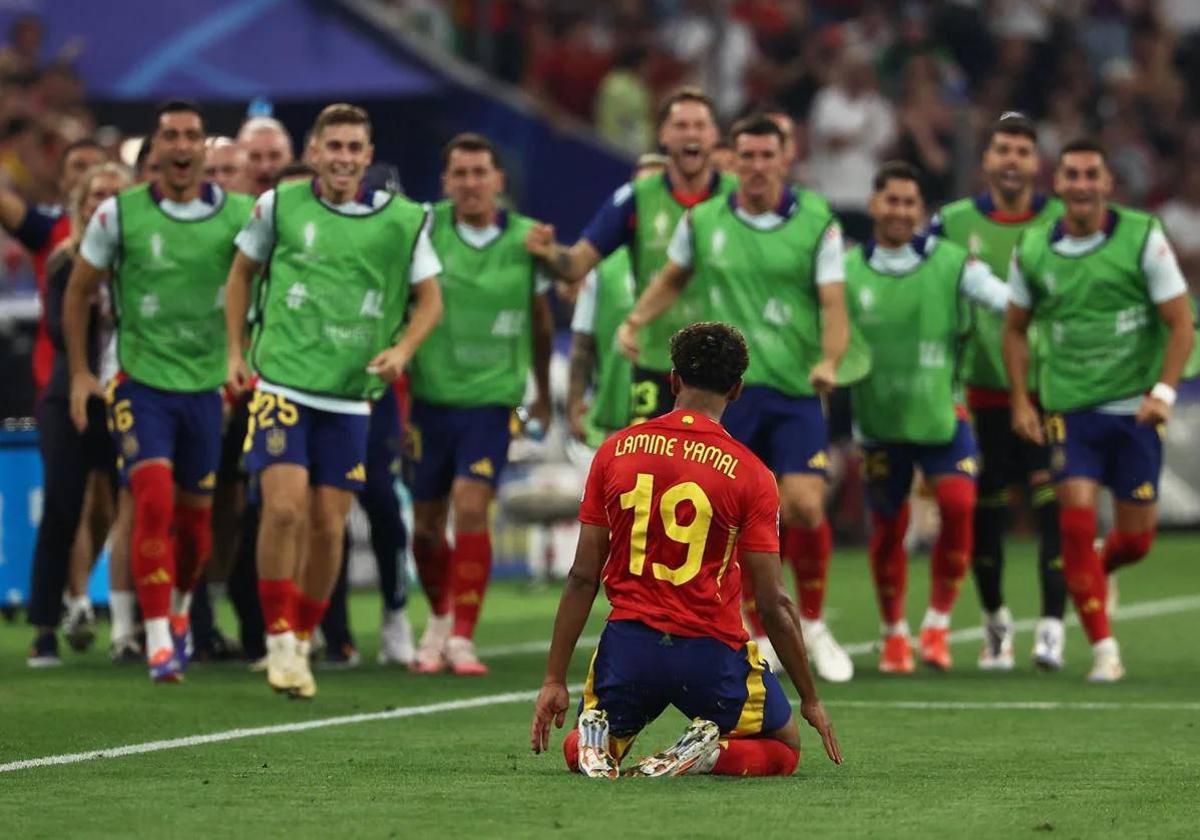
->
xmin=266 ymin=427 xmax=288 ymax=456
xmin=121 ymin=433 xmax=139 ymax=458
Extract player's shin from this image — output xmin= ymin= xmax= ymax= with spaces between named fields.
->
xmin=170 ymin=504 xmax=213 ymax=660
xmin=413 ymin=534 xmax=452 ymax=617
xmin=1099 ymin=529 xmax=1155 ymax=574
xmin=130 ymin=464 xmax=177 ymax=667
xmin=929 ymin=476 xmax=975 ymax=617
xmin=1032 ymin=482 xmax=1066 ymax=618
xmin=450 ymin=531 xmax=493 ymax=641
xmin=869 ymin=505 xmax=909 ymax=630
xmin=782 ymin=521 xmax=832 ymax=621
xmin=1060 ymin=506 xmax=1111 ymax=643
xmin=970 ymin=489 xmax=1007 ymax=614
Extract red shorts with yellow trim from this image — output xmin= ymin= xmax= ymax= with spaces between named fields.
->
xmin=577 ymin=619 xmax=792 ymax=759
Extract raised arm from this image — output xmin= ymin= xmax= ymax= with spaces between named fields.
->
xmin=526 ymin=225 xmax=603 ymax=284
xmin=960 ymin=257 xmax=1011 ymax=314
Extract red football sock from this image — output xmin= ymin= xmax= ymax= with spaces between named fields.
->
xmin=783 ymin=521 xmax=832 ymax=621
xmin=413 ymin=535 xmax=452 ymax=617
xmin=295 ymin=593 xmax=329 ymax=640
xmin=711 ymin=739 xmax=800 ymax=777
xmin=1060 ymin=506 xmax=1110 ymax=642
xmin=172 ymin=505 xmax=213 ymax=594
xmin=258 ymin=578 xmax=298 ymax=636
xmin=130 ymin=464 xmax=176 ymax=620
xmin=563 ymin=728 xmax=581 ymax=773
xmin=869 ymin=503 xmax=910 ymax=625
xmin=1099 ymin=529 xmax=1155 ymax=573
xmin=930 ymin=477 xmax=976 ymax=614
xmin=740 ymin=561 xmax=769 ymax=637
xmin=451 ymin=531 xmax=493 ymax=639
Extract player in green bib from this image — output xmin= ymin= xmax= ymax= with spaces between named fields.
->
xmin=931 ymin=112 xmax=1068 ymax=672
xmin=526 ymin=88 xmax=735 ymax=421
xmin=618 ymin=116 xmax=855 ymax=684
xmin=567 ymin=155 xmax=668 ymax=447
xmin=224 ymin=104 xmax=444 ymax=698
xmin=63 ymin=101 xmax=252 ymax=684
xmin=1003 ymin=138 xmax=1195 ymax=683
xmin=404 ymin=133 xmax=554 ymax=677
xmin=846 ymin=162 xmax=1011 ymax=675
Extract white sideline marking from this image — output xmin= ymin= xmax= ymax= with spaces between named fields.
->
xmin=3 ymin=594 xmax=1197 ymax=774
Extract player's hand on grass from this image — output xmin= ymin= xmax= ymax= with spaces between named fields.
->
xmin=808 ymin=358 xmax=838 ymax=396
xmin=617 ymin=319 xmax=640 ymax=362
xmin=1011 ymin=399 xmax=1044 ymax=445
xmin=800 ymin=699 xmax=843 ymax=765
xmin=226 ymin=355 xmax=252 ymax=398
xmin=567 ymin=399 xmax=589 ymax=441
xmin=525 ymin=223 xmax=557 ymax=260
xmin=1135 ymin=395 xmax=1170 ymax=427
xmin=531 ymin=681 xmax=570 ymax=754
xmin=69 ymin=372 xmax=104 ymax=433
xmin=367 ymin=345 xmax=411 ymax=383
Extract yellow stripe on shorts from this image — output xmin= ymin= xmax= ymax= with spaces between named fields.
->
xmin=731 ymin=639 xmax=767 ymax=737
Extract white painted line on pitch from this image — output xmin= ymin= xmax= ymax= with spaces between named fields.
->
xmin=4 ymin=594 xmax=1198 ymax=775
xmin=0 ymin=683 xmax=582 ymax=775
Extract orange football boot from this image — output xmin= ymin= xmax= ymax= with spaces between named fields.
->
xmin=879 ymin=633 xmax=914 ymax=674
xmin=919 ymin=626 xmax=952 ymax=671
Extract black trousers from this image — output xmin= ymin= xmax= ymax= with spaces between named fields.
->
xmin=28 ymin=397 xmax=114 ymax=628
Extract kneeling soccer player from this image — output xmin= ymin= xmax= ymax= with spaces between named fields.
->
xmin=530 ymin=322 xmax=842 ymax=777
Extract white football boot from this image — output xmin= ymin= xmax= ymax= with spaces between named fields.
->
xmin=978 ymin=606 xmax=1015 ymax=671
xmin=1086 ymin=637 xmax=1125 ymax=683
xmin=801 ymin=619 xmax=854 ymax=682
xmin=628 ymin=718 xmax=721 ymax=777
xmin=1032 ymin=617 xmax=1065 ymax=671
xmin=576 ymin=709 xmax=620 ymax=780
xmin=378 ymin=607 xmax=416 ymax=666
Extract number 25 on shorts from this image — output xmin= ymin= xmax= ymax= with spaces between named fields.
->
xmin=619 ymin=472 xmax=732 ymax=586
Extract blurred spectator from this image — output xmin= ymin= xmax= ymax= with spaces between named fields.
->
xmin=806 ymin=48 xmax=895 ymax=240
xmin=750 ymin=0 xmax=824 ymax=120
xmin=0 ymin=14 xmax=43 ymax=78
xmin=526 ymin=12 xmax=613 ymax=123
xmin=1158 ymin=165 xmax=1200 ymax=294
xmin=594 ymin=45 xmax=655 ymax=156
xmin=204 ymin=137 xmax=246 ymax=194
xmin=1037 ymin=92 xmax=1089 ymax=162
xmin=662 ymin=0 xmax=758 ymax=120
xmin=894 ymin=57 xmax=955 ymax=205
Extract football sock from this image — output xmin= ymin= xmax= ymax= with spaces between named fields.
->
xmin=130 ymin=464 xmax=176 ymax=621
xmin=930 ymin=477 xmax=975 ymax=614
xmin=109 ymin=590 xmax=137 ymax=643
xmin=783 ymin=521 xmax=832 ymax=621
xmin=1059 ymin=506 xmax=1110 ymax=642
xmin=711 ymin=739 xmax=800 ymax=777
xmin=970 ymin=488 xmax=1007 ymax=613
xmin=1099 ymin=529 xmax=1155 ymax=574
xmin=144 ymin=617 xmax=172 ymax=655
xmin=1032 ymin=482 xmax=1066 ymax=619
xmin=173 ymin=505 xmax=213 ymax=593
xmin=869 ymin=503 xmax=910 ymax=625
xmin=295 ymin=593 xmax=330 ymax=641
xmin=413 ymin=535 xmax=452 ymax=617
xmin=451 ymin=531 xmax=492 ymax=639
xmin=563 ymin=728 xmax=580 ymax=773
xmin=258 ymin=578 xmax=298 ymax=636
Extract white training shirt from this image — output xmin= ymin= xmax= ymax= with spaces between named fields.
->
xmin=1007 ymin=221 xmax=1188 ymax=414
xmin=80 ymin=186 xmax=228 ymax=270
xmin=666 ymin=207 xmax=846 ymax=286
xmin=865 ymin=238 xmax=1012 ymax=313
xmin=236 ymin=188 xmax=443 ymax=415
xmin=439 ymin=211 xmax=553 ymax=295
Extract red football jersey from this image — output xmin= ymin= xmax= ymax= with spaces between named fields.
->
xmin=579 ymin=409 xmax=780 ymax=649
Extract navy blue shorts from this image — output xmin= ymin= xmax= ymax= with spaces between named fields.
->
xmin=721 ymin=386 xmax=829 ymax=477
xmin=107 ymin=378 xmax=222 ymax=493
xmin=242 ymin=388 xmax=369 ymax=492
xmin=862 ymin=419 xmax=978 ymax=517
xmin=403 ymin=399 xmax=512 ymax=500
xmin=1046 ymin=410 xmax=1163 ymax=503
xmin=367 ymin=387 xmax=404 ymax=481
xmin=577 ymin=620 xmax=792 ymax=759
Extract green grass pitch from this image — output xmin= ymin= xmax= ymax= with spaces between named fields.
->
xmin=1 ymin=535 xmax=1198 ymax=838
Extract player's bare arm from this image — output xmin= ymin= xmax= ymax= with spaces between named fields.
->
xmin=223 ymin=249 xmax=263 ymax=395
xmin=1137 ymin=293 xmax=1196 ymax=426
xmin=567 ymin=332 xmax=597 ymax=441
xmin=63 ymin=256 xmax=107 ymax=432
xmin=530 ymin=292 xmax=554 ymax=429
xmin=531 ymin=522 xmax=609 ymax=754
xmin=0 ymin=186 xmax=29 ymax=232
xmin=525 ymin=223 xmax=601 ymax=283
xmin=369 ymin=275 xmax=444 ymax=383
xmin=1001 ymin=302 xmax=1042 ymax=445
xmin=618 ymin=260 xmax=692 ymax=361
xmin=811 ymin=281 xmax=849 ymax=395
xmin=744 ymin=549 xmax=843 ymax=765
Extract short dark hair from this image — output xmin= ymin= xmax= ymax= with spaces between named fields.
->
xmin=984 ymin=111 xmax=1037 ymax=149
xmin=275 ymin=162 xmax=317 ymax=184
xmin=657 ymin=87 xmax=717 ymax=129
xmin=312 ymin=103 xmax=371 ymax=140
xmin=730 ymin=115 xmax=786 ymax=148
xmin=872 ymin=160 xmax=923 ymax=194
xmin=1058 ymin=137 xmax=1108 ymax=164
xmin=670 ymin=322 xmax=749 ymax=396
xmin=134 ymin=137 xmax=155 ymax=174
xmin=59 ymin=137 xmax=102 ymax=166
xmin=154 ymin=99 xmax=205 ymax=134
xmin=442 ymin=132 xmax=502 ymax=170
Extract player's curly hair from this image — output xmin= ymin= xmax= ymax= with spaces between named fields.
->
xmin=670 ymin=322 xmax=749 ymax=396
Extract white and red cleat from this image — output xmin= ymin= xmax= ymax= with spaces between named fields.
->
xmin=411 ymin=613 xmax=452 ymax=674
xmin=1087 ymin=637 xmax=1125 ymax=683
xmin=879 ymin=633 xmax=915 ymax=674
xmin=445 ymin=635 xmax=488 ymax=676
